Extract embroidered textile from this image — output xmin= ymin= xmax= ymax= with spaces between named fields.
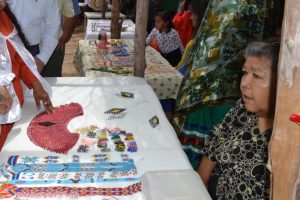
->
xmin=27 ymin=103 xmax=83 ymax=154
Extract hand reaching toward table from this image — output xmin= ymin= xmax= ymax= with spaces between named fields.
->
xmin=31 ymin=80 xmax=53 ymax=113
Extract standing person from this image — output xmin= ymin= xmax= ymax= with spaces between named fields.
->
xmin=173 ymin=0 xmax=280 ymax=170
xmin=0 ymin=4 xmax=53 ymax=151
xmin=44 ymin=0 xmax=81 ymax=77
xmin=176 ymin=0 xmax=209 ymax=72
xmin=146 ymin=11 xmax=184 ymax=67
xmin=172 ymin=0 xmax=193 ymax=47
xmin=199 ymin=41 xmax=279 ymax=199
xmin=7 ymin=0 xmax=60 ymax=76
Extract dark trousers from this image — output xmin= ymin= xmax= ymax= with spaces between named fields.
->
xmin=42 ymin=46 xmax=65 ymax=77
xmin=27 ymin=44 xmax=64 ymax=77
xmin=208 ymin=174 xmax=219 ymax=200
xmin=162 ymin=48 xmax=182 ymax=67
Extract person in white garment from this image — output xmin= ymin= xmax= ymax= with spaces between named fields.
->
xmin=44 ymin=0 xmax=81 ymax=77
xmin=7 ymin=0 xmax=60 ymax=77
xmin=0 ymin=1 xmax=53 ymax=151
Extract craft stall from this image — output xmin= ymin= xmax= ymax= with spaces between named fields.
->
xmin=85 ymin=19 xmax=135 ymax=40
xmin=0 ymin=77 xmax=210 ymax=199
xmin=74 ymin=39 xmax=183 ymax=100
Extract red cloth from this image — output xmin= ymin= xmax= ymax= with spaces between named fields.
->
xmin=172 ymin=10 xmax=193 ymax=47
xmin=0 ymin=11 xmax=38 ymax=151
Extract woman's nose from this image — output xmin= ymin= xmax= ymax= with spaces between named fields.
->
xmin=241 ymin=74 xmax=251 ymax=89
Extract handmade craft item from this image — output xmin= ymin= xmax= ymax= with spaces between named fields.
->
xmin=105 ymin=108 xmax=127 ymax=120
xmin=74 ymin=126 xmax=138 ymax=153
xmin=27 ymin=103 xmax=83 ymax=154
xmin=0 ymin=182 xmax=142 ymax=199
xmin=119 ymin=92 xmax=134 ymax=98
xmin=149 ymin=116 xmax=159 ymax=128
xmin=2 ymin=155 xmax=138 ymax=185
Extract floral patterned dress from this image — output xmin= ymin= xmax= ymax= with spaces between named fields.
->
xmin=177 ymin=0 xmax=271 ymax=111
xmin=203 ymin=99 xmax=271 ymax=200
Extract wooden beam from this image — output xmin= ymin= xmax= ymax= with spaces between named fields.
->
xmin=111 ymin=0 xmax=122 ymax=39
xmin=134 ymin=0 xmax=149 ymax=77
xmin=269 ymin=0 xmax=300 ymax=199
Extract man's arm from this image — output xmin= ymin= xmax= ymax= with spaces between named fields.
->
xmin=57 ymin=0 xmax=80 ymax=51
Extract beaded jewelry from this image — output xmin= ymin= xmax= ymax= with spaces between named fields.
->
xmin=0 ymin=182 xmax=142 ymax=199
xmin=27 ymin=103 xmax=83 ymax=154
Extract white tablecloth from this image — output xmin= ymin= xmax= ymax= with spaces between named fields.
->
xmin=0 ymin=77 xmax=210 ymax=200
xmin=85 ymin=19 xmax=135 ymax=40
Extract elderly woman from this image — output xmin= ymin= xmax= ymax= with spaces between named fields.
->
xmin=0 ymin=1 xmax=53 ymax=150
xmin=198 ymin=41 xmax=280 ymax=199
xmin=173 ymin=0 xmax=284 ymax=171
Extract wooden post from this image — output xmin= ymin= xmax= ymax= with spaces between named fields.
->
xmin=111 ymin=0 xmax=122 ymax=39
xmin=101 ymin=0 xmax=107 ymax=19
xmin=134 ymin=0 xmax=149 ymax=77
xmin=269 ymin=0 xmax=300 ymax=199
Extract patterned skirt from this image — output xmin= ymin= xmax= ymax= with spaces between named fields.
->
xmin=176 ymin=103 xmax=234 ymax=170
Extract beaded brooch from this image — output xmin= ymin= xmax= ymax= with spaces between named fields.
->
xmin=75 ymin=126 xmax=138 ymax=153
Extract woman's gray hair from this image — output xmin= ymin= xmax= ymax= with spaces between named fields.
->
xmin=244 ymin=41 xmax=280 ymax=71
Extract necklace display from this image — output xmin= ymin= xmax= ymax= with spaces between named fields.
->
xmin=1 ymin=154 xmax=138 ymax=186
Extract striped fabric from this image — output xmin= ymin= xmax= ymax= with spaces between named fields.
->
xmin=179 ymin=102 xmax=234 ymax=170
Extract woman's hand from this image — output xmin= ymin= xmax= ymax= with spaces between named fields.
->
xmin=0 ymin=86 xmax=12 ymax=114
xmin=198 ymin=157 xmax=216 ymax=188
xmin=31 ymin=81 xmax=53 ymax=113
xmin=0 ymin=0 xmax=7 ymax=10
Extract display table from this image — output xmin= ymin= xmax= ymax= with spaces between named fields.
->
xmin=74 ymin=40 xmax=183 ymax=100
xmin=83 ymin=12 xmax=126 ymax=33
xmin=0 ymin=77 xmax=210 ymax=200
xmin=85 ymin=19 xmax=135 ymax=40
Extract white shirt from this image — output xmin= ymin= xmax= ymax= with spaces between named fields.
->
xmin=8 ymin=0 xmax=60 ymax=64
xmin=146 ymin=28 xmax=184 ymax=55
